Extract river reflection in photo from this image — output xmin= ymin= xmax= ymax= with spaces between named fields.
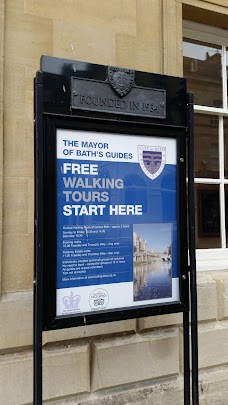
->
xmin=133 ymin=260 xmax=172 ymax=301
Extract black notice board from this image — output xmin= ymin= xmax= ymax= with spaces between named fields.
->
xmin=34 ymin=57 xmax=189 ymax=331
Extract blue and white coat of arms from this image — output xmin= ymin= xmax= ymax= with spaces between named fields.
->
xmin=138 ymin=146 xmax=166 ymax=180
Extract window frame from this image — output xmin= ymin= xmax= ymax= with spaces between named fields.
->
xmin=183 ymin=20 xmax=228 ymax=270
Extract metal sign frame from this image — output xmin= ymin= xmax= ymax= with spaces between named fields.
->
xmin=33 ymin=57 xmax=198 ymax=404
xmin=43 ymin=117 xmax=188 ymax=330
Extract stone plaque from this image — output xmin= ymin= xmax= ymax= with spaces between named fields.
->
xmin=71 ymin=75 xmax=166 ymax=119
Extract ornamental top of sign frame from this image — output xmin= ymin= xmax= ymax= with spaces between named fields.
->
xmin=70 ymin=65 xmax=166 ymax=120
xmin=39 ymin=56 xmax=188 ymax=126
xmin=108 ymin=66 xmax=135 ymax=98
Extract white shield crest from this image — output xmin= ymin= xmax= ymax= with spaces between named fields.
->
xmin=138 ymin=146 xmax=166 ymax=180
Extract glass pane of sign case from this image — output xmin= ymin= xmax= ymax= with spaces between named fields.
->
xmin=42 ymin=118 xmax=188 ymax=329
xmin=56 ymin=129 xmax=179 ymax=317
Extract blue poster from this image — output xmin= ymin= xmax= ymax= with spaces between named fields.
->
xmin=56 ymin=129 xmax=179 ymax=316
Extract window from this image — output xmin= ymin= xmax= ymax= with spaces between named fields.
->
xmin=183 ymin=21 xmax=228 ymax=268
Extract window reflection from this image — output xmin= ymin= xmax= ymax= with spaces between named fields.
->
xmin=195 ymin=184 xmax=221 ymax=249
xmin=225 ymin=118 xmax=228 ymax=179
xmin=225 ymin=185 xmax=228 ymax=247
xmin=183 ymin=38 xmax=222 ymax=107
xmin=194 ymin=114 xmax=219 ymax=178
xmin=227 ymin=49 xmax=228 ymax=107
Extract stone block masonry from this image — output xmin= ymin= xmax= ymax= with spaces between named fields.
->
xmin=1 ymin=0 xmax=228 ymax=404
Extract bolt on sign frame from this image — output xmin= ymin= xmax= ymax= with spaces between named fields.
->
xmin=34 ymin=56 xmax=198 ymax=405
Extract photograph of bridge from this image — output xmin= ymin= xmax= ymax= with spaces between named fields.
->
xmin=133 ymin=223 xmax=173 ymax=301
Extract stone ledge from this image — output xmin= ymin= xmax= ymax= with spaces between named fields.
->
xmin=138 ymin=313 xmax=182 ymax=331
xmin=91 ymin=328 xmax=179 ymax=391
xmin=43 ymin=319 xmax=136 ymax=345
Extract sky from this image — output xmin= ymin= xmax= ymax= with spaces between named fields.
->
xmin=134 ymin=223 xmax=172 ymax=252
xmin=183 ymin=41 xmax=221 ymax=61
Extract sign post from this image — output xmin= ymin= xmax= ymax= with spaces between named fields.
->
xmin=34 ymin=57 xmax=198 ymax=404
xmin=188 ymin=92 xmax=199 ymax=405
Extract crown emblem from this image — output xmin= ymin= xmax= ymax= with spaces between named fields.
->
xmin=108 ymin=66 xmax=135 ymax=97
xmin=62 ymin=291 xmax=81 ymax=310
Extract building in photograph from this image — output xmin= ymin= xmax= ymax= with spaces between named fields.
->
xmin=134 ymin=231 xmax=149 ymax=262
xmin=1 ymin=1 xmax=228 ymax=404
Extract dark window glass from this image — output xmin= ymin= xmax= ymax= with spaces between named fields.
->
xmin=225 ymin=185 xmax=228 ymax=247
xmin=183 ymin=38 xmax=222 ymax=108
xmin=195 ymin=184 xmax=221 ymax=249
xmin=225 ymin=117 xmax=228 ymax=179
xmin=226 ymin=48 xmax=228 ymax=107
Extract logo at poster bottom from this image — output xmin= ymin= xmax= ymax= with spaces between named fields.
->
xmin=89 ymin=288 xmax=109 ymax=310
xmin=62 ymin=291 xmax=81 ymax=313
xmin=138 ymin=146 xmax=166 ymax=180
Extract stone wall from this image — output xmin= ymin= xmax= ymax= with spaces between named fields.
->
xmin=1 ymin=1 xmax=228 ymax=404
xmin=2 ymin=271 xmax=228 ymax=403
